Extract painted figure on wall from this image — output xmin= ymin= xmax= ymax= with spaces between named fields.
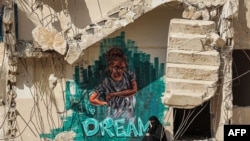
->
xmin=40 ymin=32 xmax=167 ymax=141
xmin=89 ymin=47 xmax=138 ymax=121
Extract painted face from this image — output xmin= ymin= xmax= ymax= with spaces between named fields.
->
xmin=110 ymin=60 xmax=126 ymax=81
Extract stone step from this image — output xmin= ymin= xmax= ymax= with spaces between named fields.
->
xmin=169 ymin=18 xmax=215 ymax=35
xmin=163 ymin=90 xmax=205 ymax=109
xmin=167 ymin=50 xmax=220 ymax=66
xmin=165 ymin=18 xmax=219 ymax=109
xmin=166 ymin=63 xmax=219 ymax=81
xmin=165 ymin=77 xmax=217 ymax=94
xmin=168 ymin=33 xmax=211 ymax=51
xmin=163 ymin=76 xmax=217 ymax=109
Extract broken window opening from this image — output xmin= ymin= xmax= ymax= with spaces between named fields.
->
xmin=232 ymin=49 xmax=250 ymax=106
xmin=173 ymin=101 xmax=212 ymax=140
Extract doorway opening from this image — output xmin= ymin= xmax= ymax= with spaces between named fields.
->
xmin=173 ymin=101 xmax=212 ymax=140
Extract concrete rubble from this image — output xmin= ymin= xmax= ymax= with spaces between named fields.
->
xmin=29 ymin=0 xmax=151 ymax=65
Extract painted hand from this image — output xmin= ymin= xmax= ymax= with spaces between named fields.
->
xmin=101 ymin=101 xmax=108 ymax=106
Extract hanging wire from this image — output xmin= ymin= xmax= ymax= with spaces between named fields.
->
xmin=9 ymin=58 xmax=62 ymax=140
xmin=174 ymin=109 xmax=195 ymax=139
xmin=35 ymin=58 xmax=61 ymax=135
xmin=173 ymin=102 xmax=209 ymax=140
xmin=179 ymin=102 xmax=209 ymax=138
xmin=0 ymin=58 xmax=39 ymax=140
xmin=174 ymin=109 xmax=187 ymax=138
xmin=50 ymin=57 xmax=63 ymax=125
xmin=30 ymin=0 xmax=44 ymax=26
xmin=15 ymin=111 xmax=38 ymax=138
xmin=232 ymin=56 xmax=240 ymax=86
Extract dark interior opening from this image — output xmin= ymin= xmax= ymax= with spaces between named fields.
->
xmin=173 ymin=101 xmax=211 ymax=140
xmin=232 ymin=50 xmax=250 ymax=106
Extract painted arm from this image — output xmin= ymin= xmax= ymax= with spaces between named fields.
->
xmin=106 ymin=80 xmax=138 ymax=101
xmin=89 ymin=91 xmax=108 ymax=106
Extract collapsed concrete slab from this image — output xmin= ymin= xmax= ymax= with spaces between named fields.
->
xmin=32 ymin=26 xmax=67 ymax=55
xmin=163 ymin=19 xmax=221 ymax=109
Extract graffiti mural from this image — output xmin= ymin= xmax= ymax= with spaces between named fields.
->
xmin=41 ymin=32 xmax=168 ymax=141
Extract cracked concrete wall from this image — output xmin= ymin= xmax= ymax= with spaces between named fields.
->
xmin=16 ymin=0 xmax=132 ymax=41
xmin=16 ymin=0 xmax=151 ymax=38
xmin=16 ymin=0 xmax=156 ymax=64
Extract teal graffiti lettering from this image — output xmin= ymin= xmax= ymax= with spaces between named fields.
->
xmin=138 ymin=117 xmax=149 ymax=136
xmin=114 ymin=118 xmax=126 ymax=137
xmin=126 ymin=119 xmax=139 ymax=137
xmin=82 ymin=117 xmax=148 ymax=137
xmin=82 ymin=118 xmax=99 ymax=136
xmin=100 ymin=117 xmax=115 ymax=137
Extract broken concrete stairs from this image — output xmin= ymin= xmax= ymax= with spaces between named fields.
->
xmin=163 ymin=19 xmax=220 ymax=109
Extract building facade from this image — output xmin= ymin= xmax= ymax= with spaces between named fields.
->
xmin=0 ymin=0 xmax=249 ymax=141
